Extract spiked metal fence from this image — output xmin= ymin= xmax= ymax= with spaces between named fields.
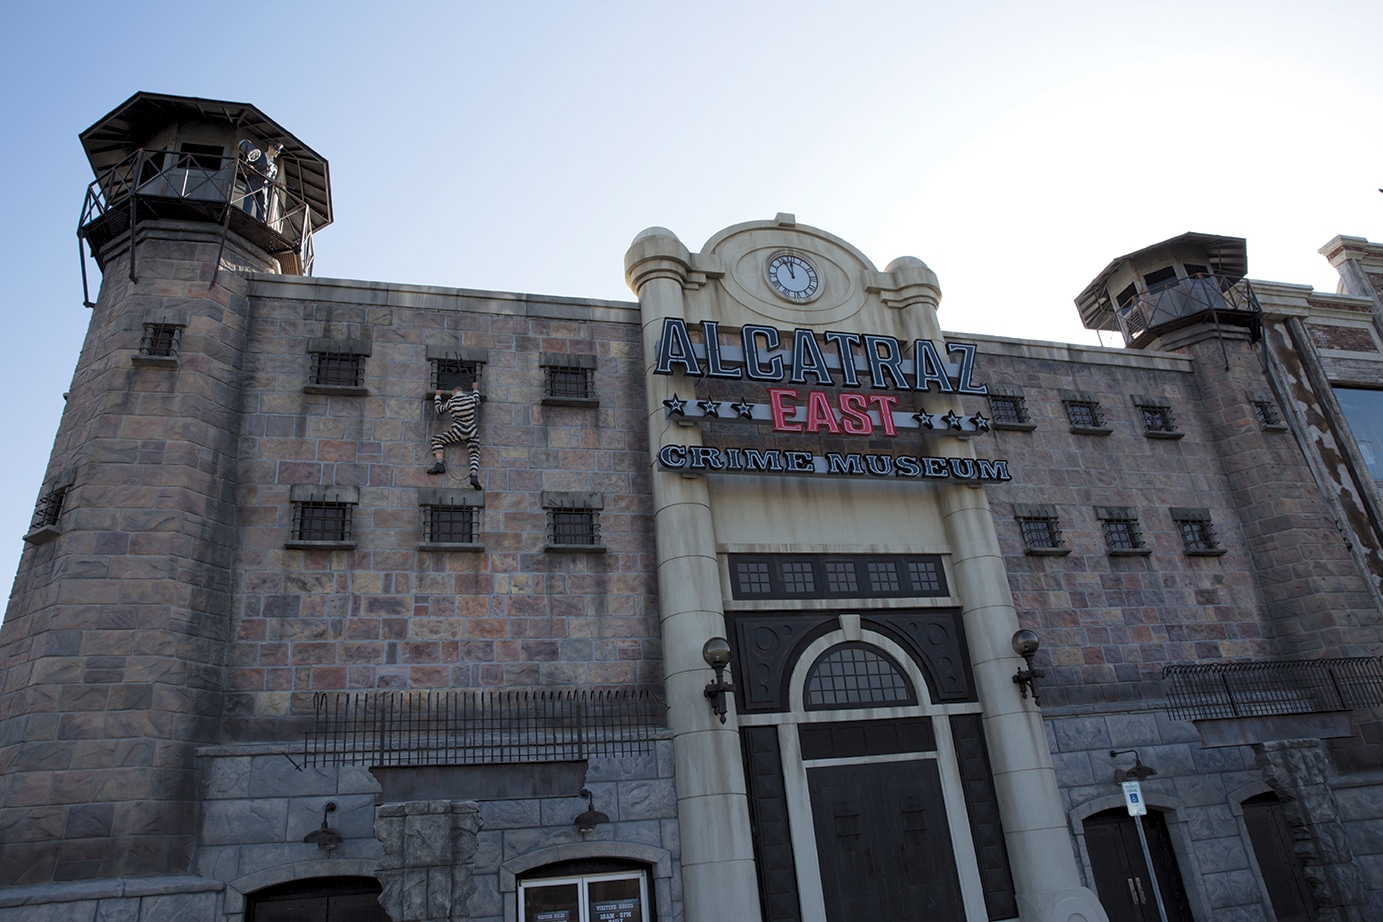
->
xmin=1163 ymin=657 xmax=1383 ymax=722
xmin=303 ymin=689 xmax=667 ymax=767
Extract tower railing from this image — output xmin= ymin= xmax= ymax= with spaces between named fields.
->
xmin=1116 ymin=275 xmax=1261 ymax=348
xmin=77 ymin=147 xmax=321 ymax=301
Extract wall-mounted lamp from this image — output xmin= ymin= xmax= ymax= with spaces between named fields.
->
xmin=703 ymin=637 xmax=735 ymax=724
xmin=574 ymin=788 xmax=609 ymax=834
xmin=1110 ymin=749 xmax=1157 ymax=782
xmin=1011 ymin=629 xmax=1046 ymax=706
xmin=302 ymin=801 xmax=343 ymax=853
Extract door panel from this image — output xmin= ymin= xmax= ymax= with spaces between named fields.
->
xmin=807 ymin=759 xmax=965 ymax=921
xmin=1243 ymin=793 xmax=1316 ymax=922
xmin=1084 ymin=809 xmax=1193 ymax=922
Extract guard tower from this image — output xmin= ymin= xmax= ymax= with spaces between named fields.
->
xmin=1075 ymin=232 xmax=1257 ymax=348
xmin=0 ymin=94 xmax=330 ymax=886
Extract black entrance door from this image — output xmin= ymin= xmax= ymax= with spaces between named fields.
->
xmin=1242 ymin=792 xmax=1317 ymax=922
xmin=807 ymin=759 xmax=965 ymax=921
xmin=1084 ymin=810 xmax=1194 ymax=922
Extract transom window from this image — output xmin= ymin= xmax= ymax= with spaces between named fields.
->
xmin=804 ymin=643 xmax=917 ymax=710
xmin=729 ymin=554 xmax=948 ymax=600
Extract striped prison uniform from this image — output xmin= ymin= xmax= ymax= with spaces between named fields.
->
xmin=432 ymin=390 xmax=481 ymax=481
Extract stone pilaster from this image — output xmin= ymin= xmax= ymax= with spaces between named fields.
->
xmin=375 ymin=800 xmax=482 ymax=922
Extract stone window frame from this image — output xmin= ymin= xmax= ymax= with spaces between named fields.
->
xmin=426 ymin=344 xmax=488 ymax=396
xmin=24 ymin=472 xmax=75 ymax=545
xmin=540 ymin=352 xmax=598 ymax=407
xmin=542 ymin=491 xmax=605 ymax=553
xmin=286 ymin=484 xmax=359 ymax=550
xmin=418 ymin=488 xmax=484 ymax=551
xmin=987 ymin=386 xmax=1035 ymax=431
xmin=305 ymin=338 xmax=370 ymax=396
xmin=1096 ymin=506 xmax=1150 ymax=556
xmin=132 ymin=308 xmax=189 ymax=368
xmin=1248 ymin=391 xmax=1288 ymax=432
xmin=1132 ymin=394 xmax=1184 ymax=440
xmin=1012 ymin=503 xmax=1069 ymax=556
xmin=1170 ymin=507 xmax=1227 ymax=557
xmin=1061 ymin=390 xmax=1112 ymax=436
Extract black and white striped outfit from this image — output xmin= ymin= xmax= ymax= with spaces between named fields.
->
xmin=432 ymin=390 xmax=481 ymax=481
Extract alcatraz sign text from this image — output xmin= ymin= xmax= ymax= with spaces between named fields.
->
xmin=653 ymin=318 xmax=988 ymax=394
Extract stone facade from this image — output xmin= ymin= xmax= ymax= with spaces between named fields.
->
xmin=6 ymin=93 xmax=1383 ymax=922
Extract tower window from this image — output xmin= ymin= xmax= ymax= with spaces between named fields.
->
xmin=177 ymin=142 xmax=225 ymax=171
xmin=1144 ymin=266 xmax=1178 ymax=292
xmin=1254 ymin=400 xmax=1284 ymax=429
xmin=141 ymin=323 xmax=182 ymax=358
xmin=1171 ymin=508 xmax=1225 ymax=556
xmin=1097 ymin=507 xmax=1148 ymax=556
xmin=32 ymin=486 xmax=67 ymax=529
xmin=543 ymin=492 xmax=605 ymax=552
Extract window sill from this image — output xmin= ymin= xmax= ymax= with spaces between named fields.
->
xmin=1185 ymin=548 xmax=1228 ymax=557
xmin=132 ymin=355 xmax=179 ymax=368
xmin=1261 ymin=423 xmax=1289 ymax=433
xmin=541 ymin=397 xmax=600 ymax=408
xmin=304 ymin=385 xmax=368 ymax=396
xmin=1144 ymin=430 xmax=1185 ymax=440
xmin=1024 ymin=546 xmax=1071 ymax=556
xmin=1107 ymin=547 xmax=1152 ymax=557
xmin=545 ymin=544 xmax=606 ymax=553
xmin=993 ymin=421 xmax=1037 ymax=432
xmin=1069 ymin=426 xmax=1112 ymax=436
xmin=22 ymin=525 xmax=61 ymax=545
xmin=419 ymin=542 xmax=485 ymax=552
xmin=285 ymin=541 xmax=356 ymax=551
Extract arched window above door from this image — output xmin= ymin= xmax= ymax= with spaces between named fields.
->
xmin=804 ymin=643 xmax=916 ymax=710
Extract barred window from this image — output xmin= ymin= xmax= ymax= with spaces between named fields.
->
xmin=1019 ymin=517 xmax=1062 ymax=551
xmin=550 ymin=510 xmax=599 ymax=546
xmin=311 ymin=352 xmax=364 ymax=388
xmin=805 ymin=644 xmax=917 ymax=710
xmin=32 ymin=486 xmax=67 ymax=529
xmin=1065 ymin=400 xmax=1103 ymax=429
xmin=1172 ymin=507 xmax=1225 ymax=556
xmin=540 ymin=353 xmax=597 ymax=405
xmin=293 ymin=502 xmax=352 ymax=543
xmin=140 ymin=323 xmax=182 ymax=358
xmin=424 ymin=505 xmax=477 ymax=544
xmin=1138 ymin=404 xmax=1176 ymax=433
xmin=1254 ymin=400 xmax=1283 ymax=429
xmin=543 ymin=492 xmax=604 ymax=551
xmin=1097 ymin=508 xmax=1147 ymax=555
xmin=988 ymin=395 xmax=1031 ymax=428
xmin=432 ymin=358 xmax=480 ymax=392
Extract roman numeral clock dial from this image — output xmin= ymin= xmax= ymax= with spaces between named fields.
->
xmin=768 ymin=253 xmax=820 ymax=302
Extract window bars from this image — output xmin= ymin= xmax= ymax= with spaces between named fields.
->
xmin=32 ymin=485 xmax=68 ymax=530
xmin=1163 ymin=658 xmax=1383 ymax=722
xmin=311 ymin=352 xmax=364 ymax=388
xmin=302 ymin=688 xmax=667 ymax=767
xmin=424 ymin=505 xmax=478 ymax=544
xmin=140 ymin=323 xmax=182 ymax=358
xmin=293 ymin=501 xmax=352 ymax=543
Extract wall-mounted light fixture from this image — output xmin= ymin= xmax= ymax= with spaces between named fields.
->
xmin=302 ymin=801 xmax=343 ymax=853
xmin=1011 ymin=629 xmax=1046 ymax=706
xmin=702 ymin=637 xmax=735 ymax=724
xmin=1109 ymin=749 xmax=1157 ymax=782
xmin=574 ymin=788 xmax=609 ymax=834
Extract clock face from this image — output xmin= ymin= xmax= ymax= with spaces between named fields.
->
xmin=767 ymin=254 xmax=820 ymax=301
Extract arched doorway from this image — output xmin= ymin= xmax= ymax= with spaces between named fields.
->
xmin=1083 ymin=809 xmax=1194 ymax=922
xmin=245 ymin=876 xmax=386 ymax=922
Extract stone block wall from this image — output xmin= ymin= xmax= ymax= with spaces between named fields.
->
xmin=225 ymin=278 xmax=662 ymax=740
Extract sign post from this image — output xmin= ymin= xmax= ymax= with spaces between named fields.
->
xmin=1123 ymin=780 xmax=1169 ymax=922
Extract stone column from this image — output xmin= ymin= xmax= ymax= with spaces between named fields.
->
xmin=375 ymin=800 xmax=482 ymax=922
xmin=625 ymin=227 xmax=763 ymax=922
xmin=884 ymin=257 xmax=1109 ymax=922
xmin=1255 ymin=740 xmax=1370 ymax=922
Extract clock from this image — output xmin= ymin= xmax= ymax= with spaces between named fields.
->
xmin=767 ymin=253 xmax=820 ymax=302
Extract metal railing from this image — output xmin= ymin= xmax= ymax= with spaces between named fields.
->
xmin=302 ymin=688 xmax=667 ymax=767
xmin=1117 ymin=276 xmax=1261 ymax=347
xmin=1163 ymin=657 xmax=1383 ymax=722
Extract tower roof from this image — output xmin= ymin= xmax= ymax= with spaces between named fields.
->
xmin=1075 ymin=232 xmax=1246 ymax=330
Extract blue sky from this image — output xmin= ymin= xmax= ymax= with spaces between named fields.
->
xmin=2 ymin=0 xmax=1381 ymax=598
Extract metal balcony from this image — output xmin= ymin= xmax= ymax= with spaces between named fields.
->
xmin=1116 ymin=275 xmax=1262 ymax=348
